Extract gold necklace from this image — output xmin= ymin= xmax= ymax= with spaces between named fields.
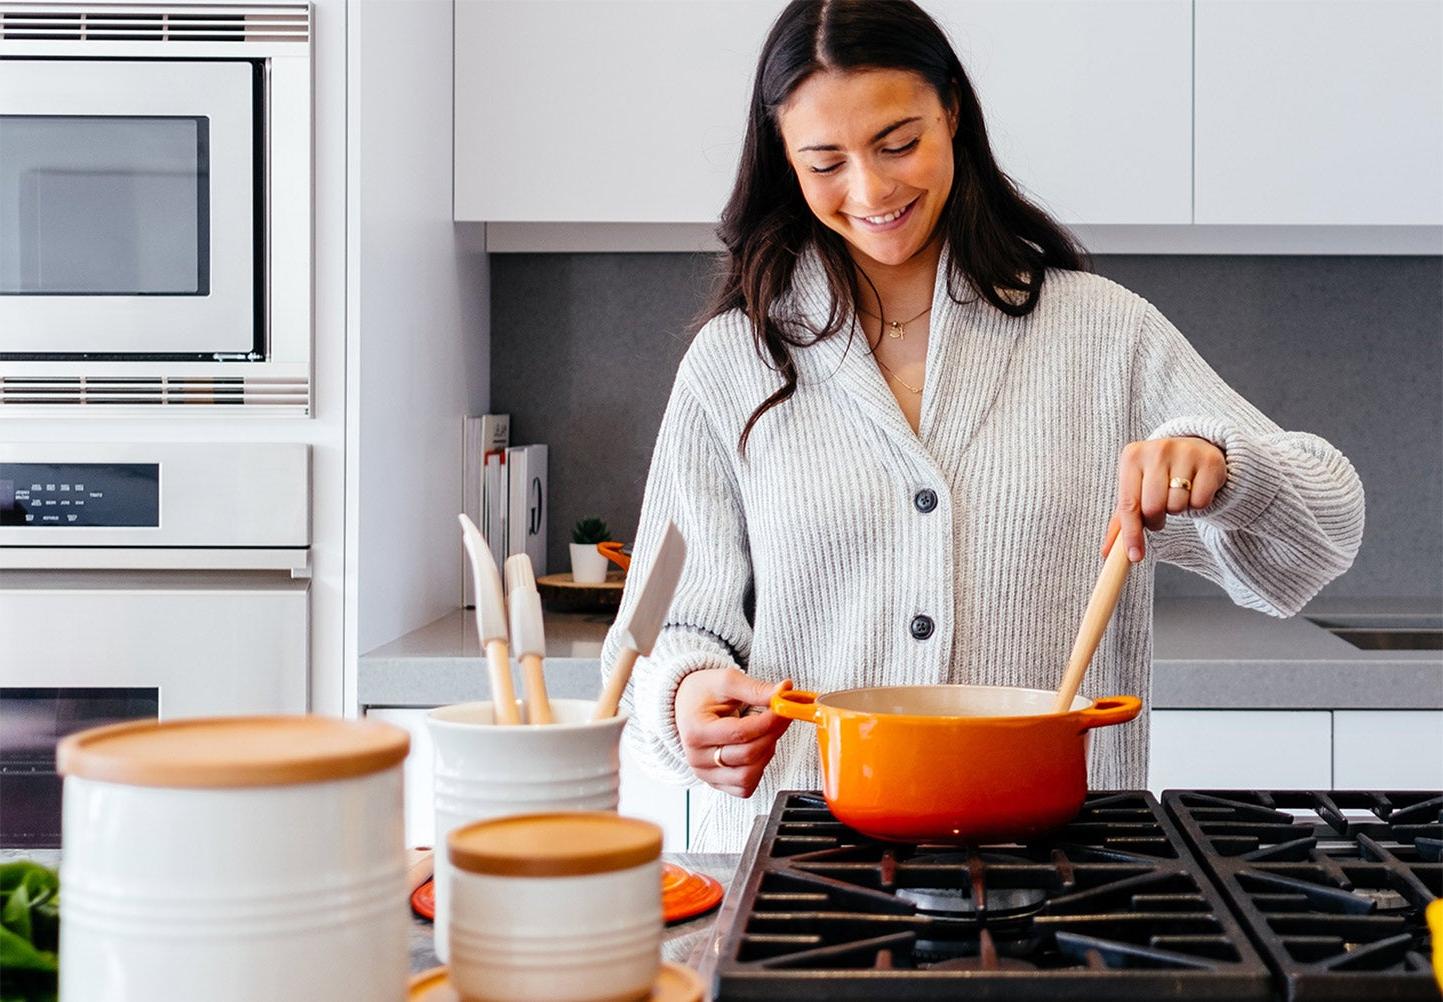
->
xmin=875 ymin=357 xmax=923 ymax=395
xmin=867 ymin=333 xmax=924 ymax=395
xmin=857 ymin=301 xmax=933 ymax=340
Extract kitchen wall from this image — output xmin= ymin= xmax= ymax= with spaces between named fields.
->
xmin=492 ymin=254 xmax=1443 ymax=601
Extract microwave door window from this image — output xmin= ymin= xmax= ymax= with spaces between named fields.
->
xmin=0 ymin=115 xmax=209 ymax=297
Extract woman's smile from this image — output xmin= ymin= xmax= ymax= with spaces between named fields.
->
xmin=848 ymin=196 xmax=919 ymax=233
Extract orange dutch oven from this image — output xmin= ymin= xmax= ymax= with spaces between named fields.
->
xmin=771 ymin=684 xmax=1142 ymax=843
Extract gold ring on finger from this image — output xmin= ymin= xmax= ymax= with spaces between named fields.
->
xmin=1168 ymin=476 xmax=1192 ymax=492
xmin=712 ymin=745 xmax=727 ymax=769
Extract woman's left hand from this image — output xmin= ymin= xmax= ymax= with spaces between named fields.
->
xmin=1103 ymin=436 xmax=1228 ymax=563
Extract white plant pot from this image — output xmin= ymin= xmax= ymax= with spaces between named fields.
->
xmin=425 ymin=699 xmax=626 ymax=964
xmin=569 ymin=542 xmax=611 ymax=584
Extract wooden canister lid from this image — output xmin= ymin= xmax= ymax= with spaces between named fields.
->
xmin=449 ymin=812 xmax=662 ymax=878
xmin=56 ymin=715 xmax=410 ymax=789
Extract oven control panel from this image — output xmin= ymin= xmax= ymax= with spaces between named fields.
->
xmin=0 ymin=463 xmax=160 ymax=527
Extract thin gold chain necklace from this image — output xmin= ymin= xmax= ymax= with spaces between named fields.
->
xmin=857 ymin=301 xmax=933 ymax=340
xmin=866 ymin=329 xmax=924 ymax=395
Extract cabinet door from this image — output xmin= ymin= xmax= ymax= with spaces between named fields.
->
xmin=455 ymin=0 xmax=778 ymax=222
xmin=1149 ymin=710 xmax=1333 ymax=793
xmin=365 ymin=707 xmax=436 ymax=848
xmin=1195 ymin=0 xmax=1443 ymax=225
xmin=455 ymin=0 xmax=1190 ymax=225
xmin=930 ymin=1 xmax=1191 ymax=224
xmin=620 ymin=743 xmax=689 ymax=852
xmin=1333 ymin=711 xmax=1443 ymax=790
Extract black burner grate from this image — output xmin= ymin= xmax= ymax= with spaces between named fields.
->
xmin=1163 ymin=790 xmax=1443 ymax=1002
xmin=708 ymin=791 xmax=1274 ymax=1001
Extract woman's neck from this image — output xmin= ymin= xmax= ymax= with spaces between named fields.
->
xmin=850 ymin=232 xmax=944 ymax=318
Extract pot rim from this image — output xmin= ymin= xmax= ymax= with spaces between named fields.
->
xmin=810 ymin=683 xmax=1094 ymax=723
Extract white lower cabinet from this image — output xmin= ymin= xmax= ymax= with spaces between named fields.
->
xmin=1333 ymin=711 xmax=1443 ymax=790
xmin=362 ymin=707 xmax=688 ymax=851
xmin=1148 ymin=710 xmax=1333 ymax=793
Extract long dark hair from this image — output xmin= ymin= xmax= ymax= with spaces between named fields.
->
xmin=704 ymin=0 xmax=1090 ymax=455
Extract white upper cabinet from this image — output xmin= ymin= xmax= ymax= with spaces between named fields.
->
xmin=454 ymin=0 xmax=779 ymax=223
xmin=929 ymin=1 xmax=1192 ymax=224
xmin=454 ymin=0 xmax=1191 ymax=225
xmin=1195 ymin=0 xmax=1443 ymax=225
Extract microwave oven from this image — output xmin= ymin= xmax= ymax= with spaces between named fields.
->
xmin=0 ymin=4 xmax=312 ymax=412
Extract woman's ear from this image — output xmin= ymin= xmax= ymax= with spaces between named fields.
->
xmin=947 ymin=83 xmax=961 ymax=137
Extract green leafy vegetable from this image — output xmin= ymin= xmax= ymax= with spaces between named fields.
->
xmin=0 ymin=861 xmax=59 ymax=1002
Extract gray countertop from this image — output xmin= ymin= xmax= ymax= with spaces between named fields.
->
xmin=361 ymin=597 xmax=1442 ymax=711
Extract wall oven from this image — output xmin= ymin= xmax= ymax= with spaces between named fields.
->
xmin=0 ymin=3 xmax=312 ymax=412
xmin=0 ymin=442 xmax=310 ymax=848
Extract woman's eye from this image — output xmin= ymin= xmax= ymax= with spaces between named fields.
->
xmin=810 ymin=162 xmax=843 ymax=175
xmin=884 ymin=138 xmax=920 ymax=156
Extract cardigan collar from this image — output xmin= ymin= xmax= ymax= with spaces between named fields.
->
xmin=783 ymin=240 xmax=1026 ymax=460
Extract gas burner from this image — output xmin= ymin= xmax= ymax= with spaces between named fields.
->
xmin=896 ymin=851 xmax=1050 ymax=919
xmin=924 ymin=929 xmax=1040 ymax=971
xmin=1350 ymin=885 xmax=1412 ymax=912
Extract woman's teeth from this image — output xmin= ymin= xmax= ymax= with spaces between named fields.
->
xmin=864 ymin=206 xmax=907 ymax=224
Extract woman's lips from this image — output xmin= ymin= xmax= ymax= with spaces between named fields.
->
xmin=851 ymin=197 xmax=918 ymax=233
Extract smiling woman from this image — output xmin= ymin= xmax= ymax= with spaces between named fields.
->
xmin=598 ymin=0 xmax=1366 ymax=853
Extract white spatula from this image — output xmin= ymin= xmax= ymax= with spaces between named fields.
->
xmin=458 ymin=513 xmax=521 ymax=725
xmin=504 ymin=552 xmax=553 ymax=725
xmin=593 ymin=521 xmax=687 ymax=721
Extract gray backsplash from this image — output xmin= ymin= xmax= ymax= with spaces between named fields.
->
xmin=492 ymin=254 xmax=1443 ymax=601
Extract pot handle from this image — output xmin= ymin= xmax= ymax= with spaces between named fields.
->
xmin=771 ymin=689 xmax=823 ymax=725
xmin=1079 ymin=695 xmax=1142 ymax=730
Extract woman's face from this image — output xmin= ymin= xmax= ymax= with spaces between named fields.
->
xmin=777 ymin=68 xmax=957 ymax=270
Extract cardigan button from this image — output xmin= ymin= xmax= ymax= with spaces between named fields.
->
xmin=909 ymin=614 xmax=934 ymax=640
xmin=914 ymin=488 xmax=938 ymax=513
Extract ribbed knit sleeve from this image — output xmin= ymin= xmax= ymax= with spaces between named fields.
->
xmin=598 ymin=367 xmax=753 ymax=786
xmin=1132 ymin=302 xmax=1366 ymax=616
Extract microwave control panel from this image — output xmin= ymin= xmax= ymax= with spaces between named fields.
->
xmin=0 ymin=463 xmax=159 ymax=527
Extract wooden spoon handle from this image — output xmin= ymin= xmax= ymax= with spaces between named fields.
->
xmin=520 ymin=652 xmax=553 ymax=724
xmin=1054 ymin=540 xmax=1134 ymax=713
xmin=593 ymin=647 xmax=639 ymax=721
xmin=485 ymin=638 xmax=521 ymax=724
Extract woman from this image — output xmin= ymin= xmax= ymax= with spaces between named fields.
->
xmin=599 ymin=0 xmax=1364 ymax=852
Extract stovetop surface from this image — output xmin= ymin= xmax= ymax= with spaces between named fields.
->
xmin=1165 ymin=790 xmax=1442 ymax=1002
xmin=705 ymin=790 xmax=1442 ymax=1002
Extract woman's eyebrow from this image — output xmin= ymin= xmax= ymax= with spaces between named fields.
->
xmin=796 ymin=116 xmax=923 ymax=152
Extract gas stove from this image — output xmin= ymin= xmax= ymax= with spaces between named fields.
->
xmin=700 ymin=790 xmax=1442 ymax=1001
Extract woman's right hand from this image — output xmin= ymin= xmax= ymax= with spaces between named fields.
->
xmin=675 ymin=668 xmax=793 ymax=798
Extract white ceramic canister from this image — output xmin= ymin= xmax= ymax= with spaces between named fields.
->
xmin=56 ymin=715 xmax=410 ymax=1002
xmin=426 ymin=697 xmax=626 ymax=963
xmin=448 ymin=812 xmax=664 ymax=1002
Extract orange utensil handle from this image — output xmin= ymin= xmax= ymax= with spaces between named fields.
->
xmin=597 ymin=541 xmax=631 ymax=572
xmin=771 ymin=689 xmax=823 ymax=724
xmin=1078 ymin=695 xmax=1142 ymax=730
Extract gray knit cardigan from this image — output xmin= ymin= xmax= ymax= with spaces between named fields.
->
xmin=599 ymin=245 xmax=1365 ymax=852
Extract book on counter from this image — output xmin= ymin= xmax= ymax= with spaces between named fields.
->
xmin=461 ymin=415 xmax=547 ymax=608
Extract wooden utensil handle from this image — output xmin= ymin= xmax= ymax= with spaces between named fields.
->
xmin=593 ymin=646 xmax=639 ymax=721
xmin=486 ymin=639 xmax=521 ymax=724
xmin=1054 ymin=540 xmax=1133 ymax=713
xmin=520 ymin=652 xmax=553 ymax=724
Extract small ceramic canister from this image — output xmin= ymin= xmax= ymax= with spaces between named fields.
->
xmin=447 ymin=812 xmax=664 ymax=1002
xmin=57 ymin=716 xmax=410 ymax=1002
xmin=426 ymin=698 xmax=626 ymax=963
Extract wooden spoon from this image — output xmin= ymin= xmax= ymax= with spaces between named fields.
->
xmin=1053 ymin=535 xmax=1134 ymax=713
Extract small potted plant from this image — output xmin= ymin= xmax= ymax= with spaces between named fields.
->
xmin=569 ymin=516 xmax=612 ymax=585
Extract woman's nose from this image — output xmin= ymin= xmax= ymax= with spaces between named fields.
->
xmin=850 ymin=164 xmax=897 ymax=211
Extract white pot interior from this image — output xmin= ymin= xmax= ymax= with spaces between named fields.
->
xmin=819 ymin=684 xmax=1090 ymax=718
